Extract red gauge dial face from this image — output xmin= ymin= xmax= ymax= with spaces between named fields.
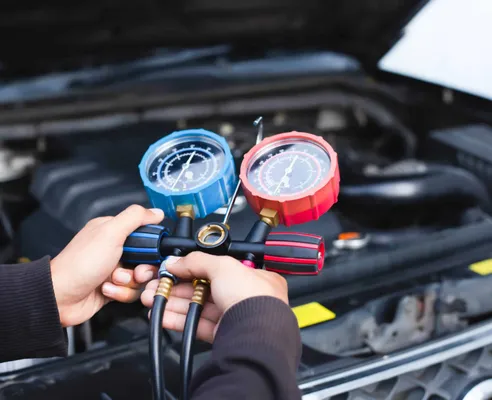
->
xmin=240 ymin=131 xmax=340 ymax=226
xmin=246 ymin=139 xmax=331 ymax=198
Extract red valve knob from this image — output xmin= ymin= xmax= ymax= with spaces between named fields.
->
xmin=263 ymin=232 xmax=325 ymax=275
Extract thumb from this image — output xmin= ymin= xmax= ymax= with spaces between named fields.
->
xmin=166 ymin=252 xmax=233 ymax=281
xmin=109 ymin=205 xmax=165 ymax=241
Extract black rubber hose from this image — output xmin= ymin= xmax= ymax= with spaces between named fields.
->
xmin=180 ymin=302 xmax=203 ymax=400
xmin=287 ymin=220 xmax=492 ymax=298
xmin=340 ymin=165 xmax=491 ymax=209
xmin=150 ymin=295 xmax=167 ymax=400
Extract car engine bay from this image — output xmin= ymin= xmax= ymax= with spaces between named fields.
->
xmin=1 ymin=68 xmax=492 ymax=399
xmin=0 ymin=1 xmax=492 ymax=396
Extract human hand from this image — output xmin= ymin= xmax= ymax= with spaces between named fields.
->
xmin=141 ymin=252 xmax=289 ymax=343
xmin=51 ymin=205 xmax=165 ymax=327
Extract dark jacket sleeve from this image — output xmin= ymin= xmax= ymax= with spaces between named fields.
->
xmin=0 ymin=256 xmax=67 ymax=362
xmin=190 ymin=296 xmax=302 ymax=400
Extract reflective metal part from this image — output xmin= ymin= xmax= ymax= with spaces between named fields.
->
xmin=366 ymin=293 xmax=436 ymax=354
xmin=222 ymin=116 xmax=263 ymax=225
xmin=299 ymin=319 xmax=492 ymax=399
xmin=0 ymin=358 xmax=50 ymax=373
xmin=214 ymin=195 xmax=248 ymax=216
xmin=316 ymin=109 xmax=347 ymax=131
xmin=254 ymin=116 xmax=264 ymax=145
xmin=0 ymin=147 xmax=36 ymax=182
xmin=462 ymin=379 xmax=492 ymax=400
xmin=197 ymin=223 xmax=226 ymax=246
xmin=259 ymin=207 xmax=279 ymax=228
xmin=333 ymin=234 xmax=370 ymax=250
xmin=81 ymin=320 xmax=93 ymax=350
xmin=67 ymin=326 xmax=75 ymax=356
xmin=222 ymin=180 xmax=241 ymax=225
xmin=363 ymin=160 xmax=428 ymax=177
xmin=219 ymin=122 xmax=235 ymax=137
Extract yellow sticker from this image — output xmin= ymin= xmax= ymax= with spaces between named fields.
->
xmin=470 ymin=259 xmax=492 ymax=276
xmin=292 ymin=302 xmax=336 ymax=329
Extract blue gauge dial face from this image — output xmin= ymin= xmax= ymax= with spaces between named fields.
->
xmin=146 ymin=136 xmax=226 ymax=193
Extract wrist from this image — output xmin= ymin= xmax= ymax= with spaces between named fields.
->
xmin=216 ymin=296 xmax=300 ymax=349
xmin=50 ymin=256 xmax=71 ymax=327
xmin=216 ymin=296 xmax=302 ymax=374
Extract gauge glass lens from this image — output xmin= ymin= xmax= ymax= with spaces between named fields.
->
xmin=246 ymin=138 xmax=331 ymax=197
xmin=146 ymin=136 xmax=225 ymax=192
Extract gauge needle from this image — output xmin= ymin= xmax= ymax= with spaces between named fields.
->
xmin=274 ymin=155 xmax=298 ymax=194
xmin=172 ymin=151 xmax=196 ymax=189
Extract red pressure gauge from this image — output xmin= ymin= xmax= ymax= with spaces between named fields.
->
xmin=240 ymin=131 xmax=340 ymax=226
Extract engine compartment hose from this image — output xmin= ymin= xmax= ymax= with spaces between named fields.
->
xmin=180 ymin=279 xmax=210 ymax=400
xmin=287 ymin=219 xmax=492 ymax=298
xmin=150 ymin=277 xmax=174 ymax=400
xmin=340 ymin=164 xmax=491 ymax=209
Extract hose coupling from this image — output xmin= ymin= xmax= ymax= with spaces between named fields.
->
xmin=192 ymin=279 xmax=210 ymax=306
xmin=155 ymin=277 xmax=174 ymax=299
xmin=158 ymin=257 xmax=178 ymax=284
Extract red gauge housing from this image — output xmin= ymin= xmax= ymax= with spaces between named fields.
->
xmin=240 ymin=131 xmax=340 ymax=226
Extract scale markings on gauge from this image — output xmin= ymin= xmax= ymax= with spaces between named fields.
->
xmin=139 ymin=129 xmax=237 ymax=219
xmin=241 ymin=131 xmax=339 ymax=226
xmin=246 ymin=138 xmax=330 ymax=197
xmin=146 ymin=141 xmax=222 ymax=192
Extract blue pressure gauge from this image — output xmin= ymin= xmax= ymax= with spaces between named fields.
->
xmin=139 ymin=129 xmax=237 ymax=220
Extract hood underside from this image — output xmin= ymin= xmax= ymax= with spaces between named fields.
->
xmin=2 ymin=0 xmax=420 ymax=79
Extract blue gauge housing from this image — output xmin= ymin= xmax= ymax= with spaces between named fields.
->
xmin=139 ymin=129 xmax=237 ymax=220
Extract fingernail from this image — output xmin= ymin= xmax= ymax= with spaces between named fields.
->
xmin=150 ymin=208 xmax=164 ymax=216
xmin=164 ymin=256 xmax=180 ymax=265
xmin=102 ymin=283 xmax=117 ymax=296
xmin=117 ymin=271 xmax=131 ymax=284
xmin=142 ymin=270 xmax=155 ymax=281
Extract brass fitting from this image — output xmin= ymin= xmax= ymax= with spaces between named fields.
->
xmin=259 ymin=208 xmax=279 ymax=227
xmin=193 ymin=278 xmax=210 ymax=288
xmin=191 ymin=279 xmax=210 ymax=306
xmin=155 ymin=277 xmax=174 ymax=299
xmin=176 ymin=204 xmax=195 ymax=219
xmin=197 ymin=223 xmax=226 ymax=246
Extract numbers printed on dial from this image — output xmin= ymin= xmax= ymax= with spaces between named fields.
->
xmin=147 ymin=139 xmax=225 ymax=192
xmin=247 ymin=140 xmax=331 ymax=197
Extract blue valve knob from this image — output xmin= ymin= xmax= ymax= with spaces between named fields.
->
xmin=139 ymin=129 xmax=237 ymax=220
xmin=122 ymin=225 xmax=170 ymax=264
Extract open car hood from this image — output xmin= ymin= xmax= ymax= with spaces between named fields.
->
xmin=1 ymin=0 xmax=421 ymax=80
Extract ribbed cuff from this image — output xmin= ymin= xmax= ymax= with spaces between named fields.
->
xmin=0 ymin=256 xmax=68 ymax=362
xmin=214 ymin=296 xmax=302 ymax=371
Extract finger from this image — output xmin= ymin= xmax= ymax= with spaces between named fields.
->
xmin=141 ymin=284 xmax=215 ymax=310
xmin=144 ymin=281 xmax=195 ymax=299
xmin=145 ymin=279 xmax=159 ymax=292
xmin=171 ymin=283 xmax=197 ymax=299
xmin=165 ymin=296 xmax=221 ymax=323
xmin=141 ymin=288 xmax=155 ymax=308
xmin=85 ymin=216 xmax=113 ymax=228
xmin=165 ymin=252 xmax=241 ymax=281
xmin=102 ymin=282 xmax=141 ymax=303
xmin=111 ymin=267 xmax=141 ymax=289
xmin=142 ymin=281 xmax=215 ymax=303
xmin=170 ymin=282 xmax=215 ymax=304
xmin=134 ymin=264 xmax=158 ymax=284
xmin=156 ymin=310 xmax=216 ymax=343
xmin=109 ymin=205 xmax=165 ymax=240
